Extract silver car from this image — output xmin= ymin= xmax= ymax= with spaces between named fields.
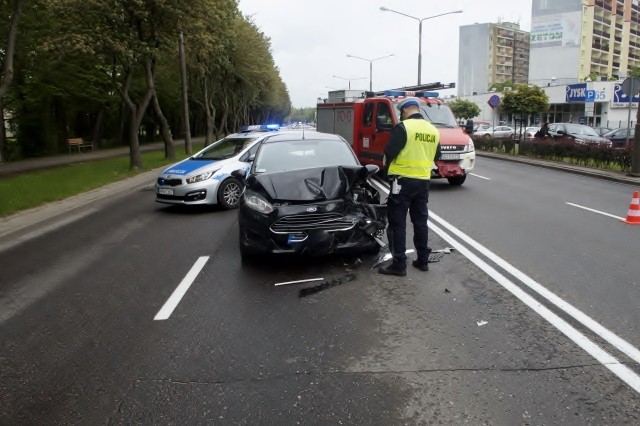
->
xmin=155 ymin=127 xmax=278 ymax=209
xmin=474 ymin=125 xmax=515 ymax=139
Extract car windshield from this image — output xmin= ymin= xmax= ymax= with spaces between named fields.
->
xmin=192 ymin=136 xmax=258 ymax=160
xmin=393 ymin=102 xmax=458 ymax=128
xmin=254 ymin=139 xmax=358 ymax=173
xmin=565 ymin=124 xmax=600 ymax=137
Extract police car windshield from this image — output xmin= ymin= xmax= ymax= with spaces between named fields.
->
xmin=254 ymin=139 xmax=358 ymax=173
xmin=192 ymin=136 xmax=257 ymax=160
xmin=393 ymin=103 xmax=457 ymax=128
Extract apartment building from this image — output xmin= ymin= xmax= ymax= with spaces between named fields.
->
xmin=458 ymin=22 xmax=530 ymax=97
xmin=530 ymin=0 xmax=640 ymax=87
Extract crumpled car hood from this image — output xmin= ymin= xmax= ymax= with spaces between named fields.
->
xmin=247 ymin=165 xmax=369 ymax=202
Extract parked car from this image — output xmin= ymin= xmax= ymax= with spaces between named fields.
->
xmin=548 ymin=123 xmax=612 ymax=147
xmin=474 ymin=125 xmax=514 ymax=140
xmin=524 ymin=126 xmax=540 ymax=140
xmin=236 ymin=131 xmax=386 ymax=258
xmin=592 ymin=126 xmax=613 ymax=136
xmin=603 ymin=128 xmax=635 ymax=148
xmin=473 ymin=122 xmax=491 ymax=132
xmin=155 ymin=125 xmax=280 ymax=209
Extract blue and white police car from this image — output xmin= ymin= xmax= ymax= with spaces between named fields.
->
xmin=155 ymin=125 xmax=279 ymax=209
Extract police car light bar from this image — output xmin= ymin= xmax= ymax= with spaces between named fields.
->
xmin=240 ymin=124 xmax=280 ymax=132
xmin=383 ymin=90 xmax=439 ymax=98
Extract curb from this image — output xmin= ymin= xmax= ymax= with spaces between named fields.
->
xmin=476 ymin=151 xmax=640 ymax=186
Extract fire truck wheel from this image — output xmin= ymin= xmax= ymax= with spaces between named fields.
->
xmin=447 ymin=175 xmax=467 ymax=186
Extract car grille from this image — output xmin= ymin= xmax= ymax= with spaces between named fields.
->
xmin=270 ymin=212 xmax=357 ymax=234
xmin=440 ymin=145 xmax=464 ymax=152
xmin=157 ymin=178 xmax=182 ymax=187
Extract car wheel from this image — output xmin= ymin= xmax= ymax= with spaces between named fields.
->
xmin=447 ymin=175 xmax=466 ymax=186
xmin=482 ymin=134 xmax=492 ymax=141
xmin=218 ymin=178 xmax=242 ymax=209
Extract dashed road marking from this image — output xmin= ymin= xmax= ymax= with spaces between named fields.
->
xmin=566 ymin=202 xmax=625 ymax=221
xmin=154 ymin=256 xmax=209 ymax=321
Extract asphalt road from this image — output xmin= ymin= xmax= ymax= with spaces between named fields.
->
xmin=1 ymin=160 xmax=640 ymax=424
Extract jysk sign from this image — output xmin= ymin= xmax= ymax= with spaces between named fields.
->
xmin=565 ymin=83 xmax=606 ymax=103
xmin=566 ymin=83 xmax=587 ymax=102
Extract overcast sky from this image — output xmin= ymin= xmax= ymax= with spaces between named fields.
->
xmin=237 ymin=0 xmax=532 ymax=108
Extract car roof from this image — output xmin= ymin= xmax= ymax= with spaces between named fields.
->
xmin=261 ymin=131 xmax=344 ymax=144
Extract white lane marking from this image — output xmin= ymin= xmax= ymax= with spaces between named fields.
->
xmin=430 ymin=211 xmax=640 ymax=365
xmin=154 ymin=256 xmax=209 ymax=321
xmin=428 ymin=219 xmax=640 ymax=394
xmin=469 ymin=172 xmax=491 ymax=180
xmin=566 ymin=202 xmax=625 ymax=221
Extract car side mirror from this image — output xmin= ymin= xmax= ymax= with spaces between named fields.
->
xmin=365 ymin=164 xmax=379 ymax=176
xmin=464 ymin=119 xmax=474 ymax=134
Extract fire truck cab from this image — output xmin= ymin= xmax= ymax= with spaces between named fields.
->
xmin=316 ymin=83 xmax=475 ymax=186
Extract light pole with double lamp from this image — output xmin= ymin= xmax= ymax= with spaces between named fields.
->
xmin=380 ymin=7 xmax=463 ymax=85
xmin=332 ymin=75 xmax=367 ymax=90
xmin=346 ymin=54 xmax=394 ymax=91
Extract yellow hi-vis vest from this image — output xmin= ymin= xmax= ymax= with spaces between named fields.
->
xmin=388 ymin=118 xmax=440 ymax=180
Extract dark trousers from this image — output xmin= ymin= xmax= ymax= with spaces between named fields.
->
xmin=386 ymin=177 xmax=430 ymax=268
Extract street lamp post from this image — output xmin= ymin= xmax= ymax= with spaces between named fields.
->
xmin=332 ymin=75 xmax=367 ymax=90
xmin=346 ymin=54 xmax=394 ymax=91
xmin=380 ymin=7 xmax=462 ymax=85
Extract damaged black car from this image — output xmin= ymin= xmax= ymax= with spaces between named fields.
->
xmin=236 ymin=131 xmax=387 ymax=258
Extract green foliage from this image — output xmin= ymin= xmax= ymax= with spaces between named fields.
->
xmin=500 ymin=85 xmax=550 ymax=116
xmin=488 ymin=81 xmax=516 ymax=92
xmin=1 ymin=0 xmax=291 ymax=160
xmin=628 ymin=66 xmax=640 ymax=78
xmin=287 ymin=107 xmax=315 ymax=124
xmin=448 ymin=98 xmax=481 ymax=120
xmin=0 ymin=149 xmax=196 ymax=217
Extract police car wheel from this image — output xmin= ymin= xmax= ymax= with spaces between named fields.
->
xmin=218 ymin=178 xmax=242 ymax=209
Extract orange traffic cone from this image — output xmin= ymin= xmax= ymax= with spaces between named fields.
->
xmin=623 ymin=191 xmax=640 ymax=225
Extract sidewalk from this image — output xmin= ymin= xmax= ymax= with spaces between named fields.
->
xmin=0 ymin=137 xmax=206 ymax=177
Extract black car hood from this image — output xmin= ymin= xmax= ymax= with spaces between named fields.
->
xmin=247 ymin=165 xmax=369 ymax=202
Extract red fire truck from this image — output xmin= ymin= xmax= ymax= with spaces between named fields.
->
xmin=316 ymin=83 xmax=475 ymax=186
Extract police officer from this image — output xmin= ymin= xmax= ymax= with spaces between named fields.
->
xmin=379 ymin=97 xmax=441 ymax=276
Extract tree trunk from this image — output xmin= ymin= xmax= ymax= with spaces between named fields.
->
xmin=120 ymin=60 xmax=154 ymax=170
xmin=152 ymin=90 xmax=175 ymax=160
xmin=91 ymin=105 xmax=105 ymax=149
xmin=0 ymin=0 xmax=23 ymax=100
xmin=203 ymin=78 xmax=216 ymax=146
xmin=0 ymin=99 xmax=5 ymax=163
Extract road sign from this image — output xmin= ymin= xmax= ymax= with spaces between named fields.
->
xmin=487 ymin=95 xmax=500 ymax=109
xmin=585 ymin=90 xmax=595 ymax=102
xmin=621 ymin=77 xmax=640 ymax=97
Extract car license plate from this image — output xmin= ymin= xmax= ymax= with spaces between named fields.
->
xmin=158 ymin=188 xmax=174 ymax=195
xmin=440 ymin=153 xmax=460 ymax=160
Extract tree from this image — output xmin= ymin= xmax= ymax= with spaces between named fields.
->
xmin=628 ymin=66 xmax=640 ymax=78
xmin=0 ymin=0 xmax=24 ymax=163
xmin=501 ymin=85 xmax=549 ymax=141
xmin=448 ymin=98 xmax=481 ymax=120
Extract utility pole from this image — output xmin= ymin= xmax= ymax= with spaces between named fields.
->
xmin=179 ymin=32 xmax=192 ymax=155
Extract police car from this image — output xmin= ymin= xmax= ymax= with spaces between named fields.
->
xmin=155 ymin=125 xmax=280 ymax=209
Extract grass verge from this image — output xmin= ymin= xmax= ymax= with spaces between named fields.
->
xmin=0 ymin=150 xmax=189 ymax=217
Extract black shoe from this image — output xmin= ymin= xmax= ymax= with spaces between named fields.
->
xmin=412 ymin=260 xmax=429 ymax=271
xmin=379 ymin=264 xmax=407 ymax=276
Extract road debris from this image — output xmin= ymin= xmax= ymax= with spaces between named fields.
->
xmin=477 ymin=320 xmax=488 ymax=326
xmin=274 ymin=278 xmax=324 ymax=287
xmin=299 ymin=273 xmax=356 ymax=297
xmin=371 ymin=249 xmax=415 ymax=269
